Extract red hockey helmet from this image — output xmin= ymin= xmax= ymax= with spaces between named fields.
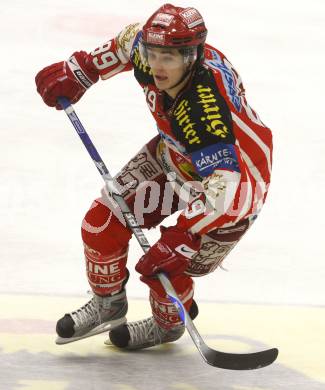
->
xmin=142 ymin=4 xmax=207 ymax=48
xmin=140 ymin=4 xmax=207 ymax=66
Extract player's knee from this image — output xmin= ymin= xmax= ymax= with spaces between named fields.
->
xmin=81 ymin=200 xmax=131 ymax=254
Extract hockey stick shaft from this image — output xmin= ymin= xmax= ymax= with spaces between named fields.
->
xmin=58 ymin=97 xmax=278 ymax=370
xmin=56 ymin=98 xmax=202 ymax=339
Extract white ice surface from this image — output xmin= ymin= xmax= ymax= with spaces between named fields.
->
xmin=0 ymin=0 xmax=324 ymax=306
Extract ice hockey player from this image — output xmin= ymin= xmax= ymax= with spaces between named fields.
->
xmin=35 ymin=4 xmax=273 ymax=349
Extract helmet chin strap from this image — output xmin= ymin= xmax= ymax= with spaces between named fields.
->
xmin=167 ymin=63 xmax=194 ymax=91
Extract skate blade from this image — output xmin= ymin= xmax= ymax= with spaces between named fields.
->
xmin=55 ymin=317 xmax=127 ymax=345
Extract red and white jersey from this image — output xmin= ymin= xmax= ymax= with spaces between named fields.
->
xmin=87 ymin=24 xmax=273 ymax=235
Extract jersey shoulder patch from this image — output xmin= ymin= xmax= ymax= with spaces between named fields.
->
xmin=116 ymin=23 xmax=142 ymax=63
xmin=190 ymin=143 xmax=240 ymax=177
xmin=130 ymin=32 xmax=154 ymax=85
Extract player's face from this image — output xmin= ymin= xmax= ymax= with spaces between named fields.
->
xmin=147 ymin=47 xmax=188 ymax=95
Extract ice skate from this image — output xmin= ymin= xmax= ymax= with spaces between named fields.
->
xmin=107 ymin=316 xmax=184 ymax=349
xmin=56 ymin=290 xmax=128 ymax=345
xmin=106 ymin=300 xmax=198 ymax=350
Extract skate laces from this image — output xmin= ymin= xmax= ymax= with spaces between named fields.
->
xmin=128 ymin=317 xmax=165 ymax=345
xmin=71 ymin=291 xmax=110 ymax=328
xmin=71 ymin=296 xmax=101 ymax=328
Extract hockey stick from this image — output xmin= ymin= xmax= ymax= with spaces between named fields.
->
xmin=57 ymin=96 xmax=278 ymax=370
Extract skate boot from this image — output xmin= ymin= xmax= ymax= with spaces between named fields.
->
xmin=56 ymin=289 xmax=128 ymax=345
xmin=107 ymin=299 xmax=198 ymax=350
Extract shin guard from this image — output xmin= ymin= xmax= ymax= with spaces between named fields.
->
xmin=82 ymin=200 xmax=132 ymax=296
xmin=84 ymin=244 xmax=129 ymax=296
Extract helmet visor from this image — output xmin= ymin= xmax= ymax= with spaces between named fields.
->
xmin=139 ymin=41 xmax=198 ymax=70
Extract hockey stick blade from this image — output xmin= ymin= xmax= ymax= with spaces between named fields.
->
xmin=201 ymin=345 xmax=278 ymax=370
xmin=161 ymin=273 xmax=278 ymax=370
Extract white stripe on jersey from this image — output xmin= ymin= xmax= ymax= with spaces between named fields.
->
xmin=232 ymin=112 xmax=272 ymax=175
xmin=233 ymin=165 xmax=253 ymax=224
xmin=239 ymin=149 xmax=266 ymax=192
xmin=101 ymin=64 xmax=128 ymax=80
xmin=239 ymin=148 xmax=268 ymax=215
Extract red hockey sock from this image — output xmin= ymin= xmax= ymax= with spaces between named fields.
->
xmin=142 ymin=275 xmax=194 ymax=329
xmin=81 ymin=200 xmax=132 ymax=295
